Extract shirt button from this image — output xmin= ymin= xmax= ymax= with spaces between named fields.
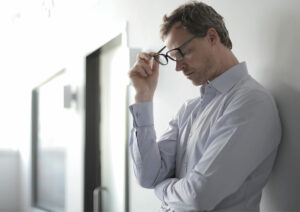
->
xmin=189 ymin=133 xmax=192 ymax=137
xmin=184 ymin=162 xmax=187 ymax=167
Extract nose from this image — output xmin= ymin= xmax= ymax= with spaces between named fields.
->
xmin=175 ymin=60 xmax=186 ymax=72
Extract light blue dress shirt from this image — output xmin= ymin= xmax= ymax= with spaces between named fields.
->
xmin=129 ymin=62 xmax=281 ymax=212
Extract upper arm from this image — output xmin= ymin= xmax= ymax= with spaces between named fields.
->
xmin=191 ymin=90 xmax=281 ymax=207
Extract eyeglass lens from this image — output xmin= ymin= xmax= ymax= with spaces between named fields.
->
xmin=156 ymin=50 xmax=184 ymax=65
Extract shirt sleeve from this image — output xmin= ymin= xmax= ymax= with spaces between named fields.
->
xmin=154 ymin=90 xmax=281 ymax=211
xmin=129 ymin=101 xmax=180 ymax=188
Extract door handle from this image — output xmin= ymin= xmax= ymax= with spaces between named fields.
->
xmin=63 ymin=85 xmax=77 ymax=109
xmin=93 ymin=186 xmax=107 ymax=212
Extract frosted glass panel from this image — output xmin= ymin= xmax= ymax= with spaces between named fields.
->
xmin=33 ymin=71 xmax=67 ymax=212
xmin=99 ymin=35 xmax=128 ymax=212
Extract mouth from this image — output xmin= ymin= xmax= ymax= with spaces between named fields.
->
xmin=184 ymin=72 xmax=194 ymax=79
xmin=184 ymin=72 xmax=193 ymax=76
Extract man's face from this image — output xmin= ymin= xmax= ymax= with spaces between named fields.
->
xmin=165 ymin=23 xmax=218 ymax=86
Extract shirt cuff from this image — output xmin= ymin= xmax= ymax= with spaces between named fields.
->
xmin=129 ymin=102 xmax=154 ymax=127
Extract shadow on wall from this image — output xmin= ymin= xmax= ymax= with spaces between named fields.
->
xmin=261 ymin=11 xmax=300 ymax=212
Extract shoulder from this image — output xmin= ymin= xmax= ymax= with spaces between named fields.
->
xmin=231 ymin=75 xmax=275 ymax=106
xmin=224 ymin=75 xmax=279 ymax=118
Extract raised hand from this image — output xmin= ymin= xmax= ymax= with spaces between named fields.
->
xmin=129 ymin=52 xmax=160 ymax=103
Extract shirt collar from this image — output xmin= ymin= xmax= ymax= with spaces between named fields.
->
xmin=200 ymin=62 xmax=248 ymax=95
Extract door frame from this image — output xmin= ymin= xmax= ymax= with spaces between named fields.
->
xmin=84 ymin=47 xmax=101 ymax=212
xmin=84 ymin=31 xmax=130 ymax=212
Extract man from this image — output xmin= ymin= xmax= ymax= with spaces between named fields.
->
xmin=128 ymin=1 xmax=281 ymax=212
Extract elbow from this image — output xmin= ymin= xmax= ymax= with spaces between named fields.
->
xmin=136 ymin=174 xmax=157 ymax=188
xmin=138 ymin=180 xmax=155 ymax=189
xmin=134 ymin=169 xmax=156 ymax=189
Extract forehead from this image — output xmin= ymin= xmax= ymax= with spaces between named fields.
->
xmin=165 ymin=23 xmax=194 ymax=50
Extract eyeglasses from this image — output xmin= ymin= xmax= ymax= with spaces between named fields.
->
xmin=153 ymin=34 xmax=199 ymax=65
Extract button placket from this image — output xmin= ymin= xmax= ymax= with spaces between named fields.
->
xmin=182 ymin=100 xmax=205 ymax=175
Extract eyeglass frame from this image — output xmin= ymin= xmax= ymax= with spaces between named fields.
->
xmin=153 ymin=34 xmax=199 ymax=65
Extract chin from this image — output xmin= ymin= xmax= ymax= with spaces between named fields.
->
xmin=190 ymin=77 xmax=205 ymax=86
xmin=191 ymin=80 xmax=202 ymax=86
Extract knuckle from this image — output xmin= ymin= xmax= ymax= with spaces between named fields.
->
xmin=138 ymin=52 xmax=151 ymax=60
xmin=137 ymin=52 xmax=146 ymax=59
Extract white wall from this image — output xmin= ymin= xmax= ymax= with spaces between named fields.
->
xmin=1 ymin=0 xmax=299 ymax=211
xmin=98 ymin=0 xmax=300 ymax=211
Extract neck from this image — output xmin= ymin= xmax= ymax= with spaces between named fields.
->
xmin=218 ymin=48 xmax=239 ymax=75
xmin=206 ymin=46 xmax=239 ymax=83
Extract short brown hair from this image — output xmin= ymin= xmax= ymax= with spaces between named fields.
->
xmin=160 ymin=1 xmax=232 ymax=49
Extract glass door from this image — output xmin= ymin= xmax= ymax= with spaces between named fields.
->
xmin=99 ymin=34 xmax=128 ymax=212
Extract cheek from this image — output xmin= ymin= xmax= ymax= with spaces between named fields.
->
xmin=186 ymin=47 xmax=213 ymax=71
xmin=190 ymin=58 xmax=208 ymax=71
xmin=190 ymin=50 xmax=209 ymax=66
xmin=186 ymin=55 xmax=203 ymax=69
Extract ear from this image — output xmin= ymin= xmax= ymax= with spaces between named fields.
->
xmin=206 ymin=28 xmax=219 ymax=46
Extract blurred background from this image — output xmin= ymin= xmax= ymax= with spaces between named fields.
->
xmin=0 ymin=0 xmax=299 ymax=211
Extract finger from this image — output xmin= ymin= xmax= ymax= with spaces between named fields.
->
xmin=138 ymin=52 xmax=156 ymax=65
xmin=129 ymin=67 xmax=147 ymax=78
xmin=129 ymin=68 xmax=147 ymax=78
xmin=149 ymin=52 xmax=157 ymax=57
xmin=139 ymin=59 xmax=153 ymax=75
xmin=132 ymin=59 xmax=152 ymax=76
xmin=138 ymin=52 xmax=152 ymax=61
xmin=152 ymin=55 xmax=160 ymax=73
xmin=129 ymin=63 xmax=150 ymax=78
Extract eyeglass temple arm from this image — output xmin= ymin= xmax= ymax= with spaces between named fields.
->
xmin=156 ymin=46 xmax=166 ymax=54
xmin=180 ymin=34 xmax=199 ymax=49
